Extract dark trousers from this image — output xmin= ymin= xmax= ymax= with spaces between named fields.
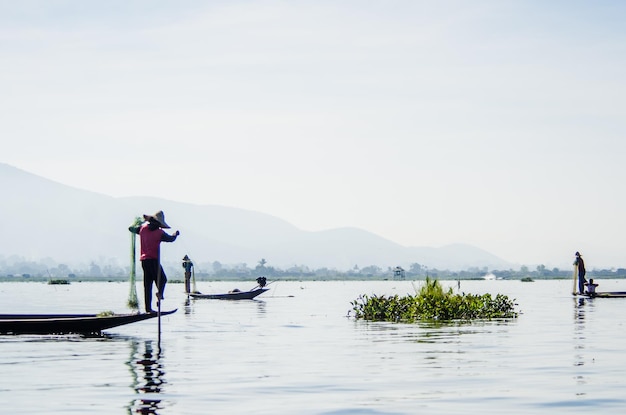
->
xmin=141 ymin=259 xmax=167 ymax=312
xmin=578 ymin=274 xmax=587 ymax=294
xmin=184 ymin=271 xmax=191 ymax=293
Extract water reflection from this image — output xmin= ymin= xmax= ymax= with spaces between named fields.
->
xmin=357 ymin=319 xmax=511 ymax=344
xmin=183 ymin=297 xmax=192 ymax=315
xmin=255 ymin=300 xmax=267 ymax=317
xmin=126 ymin=340 xmax=166 ymax=414
xmin=184 ymin=296 xmax=267 ymax=318
xmin=573 ymin=297 xmax=594 ymax=392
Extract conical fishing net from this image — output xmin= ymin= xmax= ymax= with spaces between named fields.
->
xmin=128 ymin=217 xmax=142 ymax=309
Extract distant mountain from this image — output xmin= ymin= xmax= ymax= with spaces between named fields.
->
xmin=0 ymin=163 xmax=512 ymax=271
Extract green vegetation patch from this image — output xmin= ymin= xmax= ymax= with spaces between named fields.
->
xmin=351 ymin=278 xmax=518 ymax=322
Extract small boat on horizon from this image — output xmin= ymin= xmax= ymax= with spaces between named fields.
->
xmin=189 ymin=287 xmax=269 ymax=300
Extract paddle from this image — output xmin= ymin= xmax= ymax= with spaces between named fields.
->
xmin=572 ymin=264 xmax=578 ymax=295
xmin=157 ymin=250 xmax=162 ymax=348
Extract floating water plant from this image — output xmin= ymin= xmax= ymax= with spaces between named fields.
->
xmin=351 ymin=277 xmax=518 ymax=322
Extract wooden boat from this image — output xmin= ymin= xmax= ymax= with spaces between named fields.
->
xmin=189 ymin=288 xmax=268 ymax=300
xmin=0 ymin=309 xmax=177 ymax=335
xmin=582 ymin=292 xmax=626 ymax=298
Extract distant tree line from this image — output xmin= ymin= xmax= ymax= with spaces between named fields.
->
xmin=1 ymin=255 xmax=626 ymax=281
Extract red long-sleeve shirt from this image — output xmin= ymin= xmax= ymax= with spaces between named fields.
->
xmin=130 ymin=222 xmax=178 ymax=260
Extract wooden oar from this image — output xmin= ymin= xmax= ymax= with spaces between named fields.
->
xmin=572 ymin=264 xmax=578 ymax=295
xmin=157 ymin=250 xmax=162 ymax=348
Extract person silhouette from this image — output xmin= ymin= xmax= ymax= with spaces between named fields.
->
xmin=585 ymin=278 xmax=598 ymax=296
xmin=129 ymin=211 xmax=180 ymax=312
xmin=574 ymin=251 xmax=587 ymax=295
xmin=182 ymin=255 xmax=194 ymax=294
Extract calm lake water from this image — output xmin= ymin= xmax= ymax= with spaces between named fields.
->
xmin=1 ymin=279 xmax=626 ymax=414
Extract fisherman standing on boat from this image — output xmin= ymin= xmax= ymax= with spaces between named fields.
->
xmin=182 ymin=255 xmax=194 ymax=294
xmin=129 ymin=211 xmax=180 ymax=313
xmin=574 ymin=251 xmax=587 ymax=295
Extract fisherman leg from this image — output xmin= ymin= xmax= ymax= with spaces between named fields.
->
xmin=185 ymin=271 xmax=191 ymax=293
xmin=156 ymin=266 xmax=167 ymax=300
xmin=143 ymin=277 xmax=154 ymax=312
xmin=141 ymin=260 xmax=158 ymax=312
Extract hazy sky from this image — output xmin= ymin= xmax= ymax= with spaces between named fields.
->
xmin=2 ymin=1 xmax=626 ymax=269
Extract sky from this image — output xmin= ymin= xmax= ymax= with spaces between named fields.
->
xmin=2 ymin=1 xmax=626 ymax=269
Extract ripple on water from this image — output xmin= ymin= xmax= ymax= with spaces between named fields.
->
xmin=2 ymin=280 xmax=626 ymax=414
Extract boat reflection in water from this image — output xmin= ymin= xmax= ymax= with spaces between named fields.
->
xmin=126 ymin=340 xmax=166 ymax=414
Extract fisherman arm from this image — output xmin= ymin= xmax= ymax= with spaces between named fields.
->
xmin=161 ymin=230 xmax=180 ymax=242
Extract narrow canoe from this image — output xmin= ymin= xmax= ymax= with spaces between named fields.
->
xmin=583 ymin=292 xmax=626 ymax=298
xmin=189 ymin=288 xmax=268 ymax=300
xmin=0 ymin=309 xmax=177 ymax=335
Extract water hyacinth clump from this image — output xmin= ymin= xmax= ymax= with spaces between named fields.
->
xmin=351 ymin=278 xmax=518 ymax=322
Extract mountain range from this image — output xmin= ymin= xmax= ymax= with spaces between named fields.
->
xmin=0 ymin=163 xmax=513 ymax=271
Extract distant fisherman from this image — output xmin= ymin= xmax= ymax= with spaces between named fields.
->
xmin=585 ymin=278 xmax=598 ymax=296
xmin=574 ymin=251 xmax=586 ymax=295
xmin=129 ymin=211 xmax=180 ymax=313
xmin=182 ymin=255 xmax=194 ymax=294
